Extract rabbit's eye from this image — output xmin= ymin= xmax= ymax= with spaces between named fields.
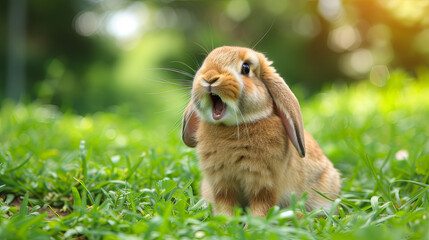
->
xmin=241 ymin=62 xmax=250 ymax=75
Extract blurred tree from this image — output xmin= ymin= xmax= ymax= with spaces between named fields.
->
xmin=0 ymin=0 xmax=428 ymax=113
xmin=5 ymin=0 xmax=26 ymax=101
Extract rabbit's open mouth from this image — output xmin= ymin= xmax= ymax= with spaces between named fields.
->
xmin=210 ymin=93 xmax=226 ymax=120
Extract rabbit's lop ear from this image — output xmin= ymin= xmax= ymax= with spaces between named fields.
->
xmin=182 ymin=101 xmax=199 ymax=148
xmin=258 ymin=54 xmax=306 ymax=158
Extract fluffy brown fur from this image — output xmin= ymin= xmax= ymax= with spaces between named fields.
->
xmin=182 ymin=46 xmax=341 ymax=217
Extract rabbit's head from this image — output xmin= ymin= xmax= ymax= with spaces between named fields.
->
xmin=192 ymin=46 xmax=273 ymax=126
xmin=182 ymin=46 xmax=306 ymax=157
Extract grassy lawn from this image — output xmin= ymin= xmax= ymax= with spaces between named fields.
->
xmin=0 ymin=70 xmax=428 ymax=239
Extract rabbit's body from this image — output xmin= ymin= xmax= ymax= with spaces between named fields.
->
xmin=182 ymin=46 xmax=340 ymax=217
xmin=197 ymin=115 xmax=339 ymax=216
xmin=198 ymin=114 xmax=287 ymax=216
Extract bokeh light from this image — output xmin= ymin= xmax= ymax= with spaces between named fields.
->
xmin=370 ymin=65 xmax=390 ymax=87
xmin=293 ymin=14 xmax=321 ymax=38
xmin=328 ymin=25 xmax=361 ymax=52
xmin=340 ymin=48 xmax=374 ymax=77
xmin=318 ymin=0 xmax=343 ymax=22
xmin=226 ymin=0 xmax=251 ymax=22
xmin=378 ymin=0 xmax=429 ymax=25
xmin=74 ymin=11 xmax=99 ymax=37
xmin=2 ymin=0 xmax=429 ymax=112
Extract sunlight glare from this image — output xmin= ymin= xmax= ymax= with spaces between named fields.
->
xmin=328 ymin=25 xmax=361 ymax=52
xmin=340 ymin=48 xmax=374 ymax=77
xmin=350 ymin=49 xmax=373 ymax=74
xmin=293 ymin=14 xmax=321 ymax=38
xmin=74 ymin=11 xmax=99 ymax=37
xmin=378 ymin=0 xmax=429 ymax=25
xmin=227 ymin=0 xmax=251 ymax=22
xmin=107 ymin=11 xmax=140 ymax=38
xmin=318 ymin=0 xmax=343 ymax=22
xmin=106 ymin=2 xmax=148 ymax=40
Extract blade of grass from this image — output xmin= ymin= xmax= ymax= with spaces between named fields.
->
xmin=321 ymin=210 xmax=343 ymax=230
xmin=370 ymin=196 xmax=380 ymax=212
xmin=125 ymin=153 xmax=146 ymax=181
xmin=81 ymin=188 xmax=87 ymax=210
xmin=93 ymin=180 xmax=131 ymax=189
xmin=19 ymin=192 xmax=29 ymax=216
xmin=391 ymin=180 xmax=428 ymax=188
xmin=424 ymin=170 xmax=429 ymax=185
xmin=390 ymin=179 xmax=428 ymax=210
xmin=127 ymin=193 xmax=137 ymax=214
xmin=174 ymin=179 xmax=193 ymax=200
xmin=313 ymin=188 xmax=361 ymax=211
xmin=47 ymin=205 xmax=60 ymax=217
xmin=73 ymin=177 xmax=94 ymax=205
xmin=5 ymin=154 xmax=32 ymax=173
xmin=380 ymin=149 xmax=393 ymax=170
xmin=375 ymin=202 xmax=394 ymax=218
xmin=16 ymin=212 xmax=48 ymax=238
xmin=399 ymin=186 xmax=429 ymax=210
xmin=364 ymin=154 xmax=391 ymax=203
xmin=125 ymin=154 xmax=131 ymax=172
xmin=0 ymin=151 xmax=12 ymax=166
xmin=71 ymin=186 xmax=82 ymax=214
xmin=79 ymin=140 xmax=88 ymax=179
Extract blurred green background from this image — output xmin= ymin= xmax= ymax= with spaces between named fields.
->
xmin=1 ymin=0 xmax=429 ymax=117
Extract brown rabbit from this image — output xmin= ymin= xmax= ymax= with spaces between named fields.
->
xmin=182 ymin=46 xmax=340 ymax=217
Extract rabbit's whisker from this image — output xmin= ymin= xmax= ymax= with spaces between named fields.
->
xmin=163 ymin=92 xmax=191 ymax=102
xmin=237 ymin=108 xmax=251 ymax=143
xmin=167 ymin=99 xmax=191 ymax=136
xmin=234 ymin=109 xmax=240 ymax=140
xmin=156 ymin=101 xmax=188 ymax=114
xmin=144 ymin=87 xmax=192 ymax=95
xmin=144 ymin=78 xmax=191 ymax=87
xmin=194 ymin=41 xmax=209 ymax=56
xmin=151 ymin=67 xmax=194 ymax=78
xmin=251 ymin=20 xmax=275 ymax=50
xmin=170 ymin=61 xmax=197 ymax=74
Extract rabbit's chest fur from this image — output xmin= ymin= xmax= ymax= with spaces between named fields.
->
xmin=196 ymin=114 xmax=295 ymax=201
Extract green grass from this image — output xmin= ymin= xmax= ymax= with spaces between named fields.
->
xmin=1 ymin=70 xmax=428 ymax=239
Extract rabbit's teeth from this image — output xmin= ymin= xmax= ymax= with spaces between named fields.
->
xmin=210 ymin=94 xmax=226 ymax=120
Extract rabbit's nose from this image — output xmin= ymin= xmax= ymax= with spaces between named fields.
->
xmin=203 ymin=70 xmax=220 ymax=84
xmin=203 ymin=77 xmax=219 ymax=85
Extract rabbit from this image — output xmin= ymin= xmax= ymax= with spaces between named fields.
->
xmin=182 ymin=46 xmax=341 ymax=217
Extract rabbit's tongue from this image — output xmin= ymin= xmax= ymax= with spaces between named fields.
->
xmin=211 ymin=95 xmax=226 ymax=120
